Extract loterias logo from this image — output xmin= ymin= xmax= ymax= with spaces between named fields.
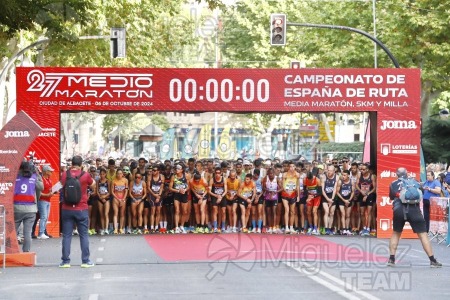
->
xmin=380 ymin=120 xmax=417 ymax=130
xmin=380 ymin=143 xmax=418 ymax=155
xmin=26 ymin=69 xmax=154 ymax=99
xmin=4 ymin=130 xmax=30 ymax=138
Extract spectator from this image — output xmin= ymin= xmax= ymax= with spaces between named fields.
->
xmin=14 ymin=161 xmax=43 ymax=252
xmin=421 ymin=171 xmax=441 ymax=233
xmin=59 ymin=155 xmax=96 ymax=268
xmin=37 ymin=165 xmax=57 ymax=239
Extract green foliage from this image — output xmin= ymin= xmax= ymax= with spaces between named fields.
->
xmin=431 ymin=91 xmax=450 ymax=115
xmin=0 ymin=0 xmax=93 ymax=38
xmin=422 ymin=118 xmax=450 ymax=163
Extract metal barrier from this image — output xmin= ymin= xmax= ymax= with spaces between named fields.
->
xmin=429 ymin=197 xmax=449 ymax=246
xmin=0 ymin=205 xmax=5 ymax=269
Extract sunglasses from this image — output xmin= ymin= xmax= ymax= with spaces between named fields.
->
xmin=135 ymin=176 xmax=142 ymax=179
xmin=342 ymin=160 xmax=349 ymax=163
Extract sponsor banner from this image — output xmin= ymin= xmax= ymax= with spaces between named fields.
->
xmin=0 ymin=111 xmax=42 ymax=254
xmin=15 ymin=67 xmax=422 ymax=239
xmin=17 ymin=67 xmax=421 ymax=112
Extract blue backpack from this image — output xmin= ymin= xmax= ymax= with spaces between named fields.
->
xmin=399 ymin=178 xmax=422 ymax=204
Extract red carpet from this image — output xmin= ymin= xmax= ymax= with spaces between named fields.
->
xmin=145 ymin=234 xmax=385 ymax=263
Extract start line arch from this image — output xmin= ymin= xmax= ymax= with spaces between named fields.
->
xmin=5 ymin=67 xmax=421 ymax=259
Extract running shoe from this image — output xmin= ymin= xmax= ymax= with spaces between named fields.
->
xmin=214 ymin=228 xmax=218 ymax=233
xmin=370 ymin=230 xmax=377 ymax=237
xmin=387 ymin=259 xmax=395 ymax=267
xmin=119 ymin=229 xmax=125 ymax=234
xmin=181 ymin=227 xmax=188 ymax=234
xmin=59 ymin=262 xmax=71 ymax=268
xmin=431 ymin=260 xmax=442 ymax=268
xmin=72 ymin=229 xmax=79 ymax=236
xmin=81 ymin=261 xmax=95 ymax=268
xmin=257 ymin=228 xmax=262 ymax=234
xmin=285 ymin=228 xmax=291 ymax=234
xmin=198 ymin=227 xmax=204 ymax=234
xmin=320 ymin=227 xmax=326 ymax=235
xmin=232 ymin=227 xmax=237 ymax=233
xmin=144 ymin=229 xmax=150 ymax=234
xmin=262 ymin=227 xmax=267 ymax=234
xmin=242 ymin=228 xmax=249 ymax=233
xmin=99 ymin=229 xmax=105 ymax=236
xmin=189 ymin=226 xmax=196 ymax=233
xmin=312 ymin=229 xmax=319 ymax=235
xmin=204 ymin=227 xmax=210 ymax=234
xmin=307 ymin=228 xmax=312 ymax=235
xmin=267 ymin=228 xmax=272 ymax=234
xmin=113 ymin=229 xmax=118 ymax=235
xmin=137 ymin=229 xmax=142 ymax=234
xmin=300 ymin=229 xmax=305 ymax=235
xmin=251 ymin=227 xmax=257 ymax=233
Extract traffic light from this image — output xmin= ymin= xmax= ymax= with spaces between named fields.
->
xmin=270 ymin=14 xmax=287 ymax=46
xmin=290 ymin=61 xmax=300 ymax=69
xmin=110 ymin=27 xmax=126 ymax=58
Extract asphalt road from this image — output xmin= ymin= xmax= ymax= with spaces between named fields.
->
xmin=1 ymin=233 xmax=449 ymax=300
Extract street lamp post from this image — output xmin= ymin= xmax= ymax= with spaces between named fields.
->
xmin=287 ymin=22 xmax=400 ymax=68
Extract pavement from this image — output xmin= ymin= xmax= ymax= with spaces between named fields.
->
xmin=1 ymin=232 xmax=449 ymax=300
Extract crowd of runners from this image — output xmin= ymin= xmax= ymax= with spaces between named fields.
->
xmin=67 ymin=156 xmax=378 ymax=237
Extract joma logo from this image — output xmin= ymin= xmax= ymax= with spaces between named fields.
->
xmin=4 ymin=131 xmax=30 ymax=138
xmin=380 ymin=120 xmax=417 ymax=130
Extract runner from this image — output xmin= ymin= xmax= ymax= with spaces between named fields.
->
xmin=237 ymin=173 xmax=256 ymax=233
xmin=209 ymin=167 xmax=227 ymax=233
xmin=281 ymin=161 xmax=300 ymax=234
xmin=190 ymin=172 xmax=209 ymax=233
xmin=129 ymin=172 xmax=147 ymax=234
xmin=111 ymin=168 xmax=128 ymax=234
xmin=96 ymin=167 xmax=110 ymax=235
xmin=356 ymin=163 xmax=377 ymax=236
xmin=148 ymin=165 xmax=164 ymax=233
xmin=225 ymin=169 xmax=240 ymax=233
xmin=321 ymin=165 xmax=338 ymax=235
xmin=336 ymin=170 xmax=354 ymax=235
xmin=250 ymin=169 xmax=264 ymax=233
xmin=305 ymin=170 xmax=322 ymax=235
xmin=169 ymin=164 xmax=191 ymax=234
xmin=262 ymin=168 xmax=282 ymax=234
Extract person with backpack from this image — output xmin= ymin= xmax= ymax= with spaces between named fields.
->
xmin=14 ymin=161 xmax=44 ymax=252
xmin=59 ymin=155 xmax=96 ymax=268
xmin=387 ymin=167 xmax=442 ymax=268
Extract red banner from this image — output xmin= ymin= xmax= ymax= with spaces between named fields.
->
xmin=0 ymin=111 xmax=42 ymax=253
xmin=15 ymin=67 xmax=422 ymax=238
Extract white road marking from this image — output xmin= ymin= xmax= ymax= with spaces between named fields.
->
xmin=88 ymin=294 xmax=99 ymax=300
xmin=98 ymin=247 xmax=104 ymax=251
xmin=96 ymin=258 xmax=103 ymax=263
xmin=93 ymin=273 xmax=102 ymax=279
xmin=285 ymin=261 xmax=380 ymax=300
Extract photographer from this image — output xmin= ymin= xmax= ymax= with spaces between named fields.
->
xmin=13 ymin=161 xmax=43 ymax=252
xmin=387 ymin=167 xmax=442 ymax=267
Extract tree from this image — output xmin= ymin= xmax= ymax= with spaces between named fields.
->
xmin=0 ymin=0 xmax=93 ymax=37
xmin=422 ymin=118 xmax=450 ymax=163
xmin=220 ymin=0 xmax=450 ymax=119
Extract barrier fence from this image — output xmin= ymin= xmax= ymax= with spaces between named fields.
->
xmin=429 ymin=197 xmax=449 ymax=247
xmin=0 ymin=205 xmax=5 ymax=269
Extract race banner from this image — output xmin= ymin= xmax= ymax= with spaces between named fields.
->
xmin=0 ymin=111 xmax=42 ymax=254
xmin=15 ymin=67 xmax=422 ymax=238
